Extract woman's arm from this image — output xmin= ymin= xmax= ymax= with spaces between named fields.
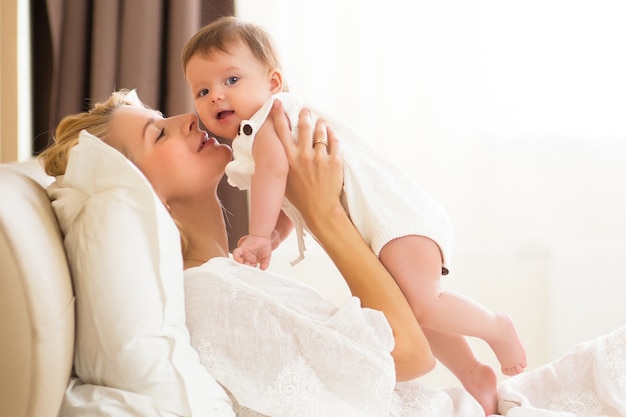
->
xmin=269 ymin=100 xmax=435 ymax=381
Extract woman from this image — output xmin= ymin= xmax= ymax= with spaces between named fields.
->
xmin=40 ymin=89 xmax=434 ymax=383
xmin=41 ymin=91 xmax=626 ymax=417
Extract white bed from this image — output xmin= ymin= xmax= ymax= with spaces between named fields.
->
xmin=1 ymin=134 xmax=624 ymax=417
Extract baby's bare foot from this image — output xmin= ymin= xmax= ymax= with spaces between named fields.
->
xmin=489 ymin=313 xmax=527 ymax=376
xmin=462 ymin=360 xmax=497 ymax=416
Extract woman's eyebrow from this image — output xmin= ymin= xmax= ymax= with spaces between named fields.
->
xmin=142 ymin=117 xmax=158 ymax=139
xmin=143 ymin=112 xmax=165 ymax=135
xmin=141 ymin=111 xmax=165 ymax=141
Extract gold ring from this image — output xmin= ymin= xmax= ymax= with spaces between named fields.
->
xmin=313 ymin=138 xmax=328 ymax=146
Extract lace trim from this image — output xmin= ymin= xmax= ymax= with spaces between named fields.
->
xmin=196 ymin=338 xmax=227 ymax=382
xmin=601 ymin=326 xmax=626 ymax=386
xmin=548 ymin=387 xmax=607 ymax=415
xmin=263 ymin=356 xmax=328 ymax=416
xmin=390 ymin=382 xmax=438 ymax=416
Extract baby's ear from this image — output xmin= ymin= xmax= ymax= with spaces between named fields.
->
xmin=269 ymin=70 xmax=283 ymax=93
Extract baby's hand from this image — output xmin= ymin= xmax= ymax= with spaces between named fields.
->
xmin=233 ymin=234 xmax=273 ymax=270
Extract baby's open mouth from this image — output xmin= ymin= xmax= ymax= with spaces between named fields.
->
xmin=217 ymin=110 xmax=234 ymax=120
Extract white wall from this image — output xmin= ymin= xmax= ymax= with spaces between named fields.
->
xmin=236 ymin=0 xmax=626 ymax=388
xmin=0 ymin=0 xmax=32 ymax=162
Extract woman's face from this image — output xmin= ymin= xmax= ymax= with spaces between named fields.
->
xmin=107 ymin=105 xmax=233 ymax=201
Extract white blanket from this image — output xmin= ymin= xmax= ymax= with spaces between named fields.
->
xmin=60 ymin=256 xmax=626 ymax=416
xmin=498 ymin=325 xmax=626 ymax=417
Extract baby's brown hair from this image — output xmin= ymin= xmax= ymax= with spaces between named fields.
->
xmin=182 ymin=16 xmax=284 ymax=79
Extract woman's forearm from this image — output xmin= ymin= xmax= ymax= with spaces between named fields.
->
xmin=270 ymin=100 xmax=434 ymax=380
xmin=306 ymin=202 xmax=435 ymax=380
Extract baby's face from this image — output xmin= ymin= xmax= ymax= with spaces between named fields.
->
xmin=185 ymin=40 xmax=282 ymax=140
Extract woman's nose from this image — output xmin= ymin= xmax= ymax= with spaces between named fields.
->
xmin=171 ymin=113 xmax=198 ymax=134
xmin=185 ymin=113 xmax=198 ymax=132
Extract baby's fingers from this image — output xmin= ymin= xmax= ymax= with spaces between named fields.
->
xmin=232 ymin=247 xmax=245 ymax=264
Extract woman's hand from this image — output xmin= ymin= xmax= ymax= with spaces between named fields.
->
xmin=269 ymin=100 xmax=344 ymax=232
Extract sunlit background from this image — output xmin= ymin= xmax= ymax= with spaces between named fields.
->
xmin=237 ymin=0 xmax=626 ymax=387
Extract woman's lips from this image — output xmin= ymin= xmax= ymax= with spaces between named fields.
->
xmin=198 ymin=132 xmax=217 ymax=152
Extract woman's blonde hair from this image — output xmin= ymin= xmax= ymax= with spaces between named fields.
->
xmin=39 ymin=89 xmax=190 ymax=253
xmin=181 ymin=16 xmax=288 ymax=91
xmin=39 ymin=89 xmax=139 ymax=177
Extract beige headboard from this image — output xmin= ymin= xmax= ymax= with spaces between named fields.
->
xmin=0 ymin=162 xmax=74 ymax=417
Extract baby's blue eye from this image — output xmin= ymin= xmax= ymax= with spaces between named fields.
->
xmin=226 ymin=76 xmax=238 ymax=85
xmin=198 ymin=88 xmax=209 ymax=97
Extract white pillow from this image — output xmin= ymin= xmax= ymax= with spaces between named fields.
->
xmin=47 ymin=130 xmax=234 ymax=417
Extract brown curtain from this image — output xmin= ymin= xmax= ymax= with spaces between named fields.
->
xmin=31 ymin=0 xmax=248 ymax=250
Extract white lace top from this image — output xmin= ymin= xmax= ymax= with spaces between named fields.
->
xmin=185 ymin=257 xmax=396 ymax=417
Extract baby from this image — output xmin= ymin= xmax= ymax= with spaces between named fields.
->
xmin=182 ymin=16 xmax=526 ymax=415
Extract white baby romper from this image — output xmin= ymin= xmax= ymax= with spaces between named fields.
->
xmin=225 ymin=93 xmax=454 ymax=273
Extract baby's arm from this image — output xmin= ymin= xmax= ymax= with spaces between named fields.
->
xmin=271 ymin=210 xmax=293 ymax=250
xmin=233 ymin=117 xmax=289 ymax=270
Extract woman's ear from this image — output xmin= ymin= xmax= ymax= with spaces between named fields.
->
xmin=269 ymin=70 xmax=283 ymax=93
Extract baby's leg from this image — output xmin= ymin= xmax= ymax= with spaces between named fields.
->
xmin=424 ymin=328 xmax=497 ymax=416
xmin=379 ymin=235 xmax=526 ymax=376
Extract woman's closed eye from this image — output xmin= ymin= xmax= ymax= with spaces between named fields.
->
xmin=156 ymin=128 xmax=165 ymax=142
